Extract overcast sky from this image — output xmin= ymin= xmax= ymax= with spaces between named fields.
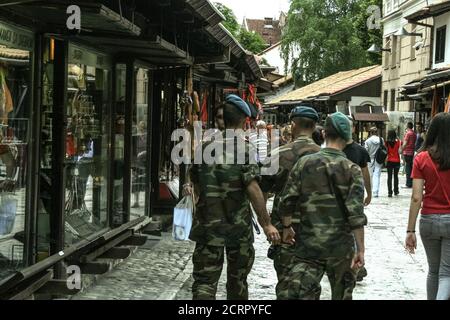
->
xmin=214 ymin=0 xmax=291 ymax=23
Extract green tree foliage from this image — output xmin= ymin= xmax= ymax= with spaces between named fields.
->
xmin=214 ymin=2 xmax=268 ymax=54
xmin=281 ymin=0 xmax=382 ymax=86
xmin=238 ymin=30 xmax=267 ymax=54
xmin=214 ymin=2 xmax=240 ymax=37
xmin=355 ymin=0 xmax=383 ymax=66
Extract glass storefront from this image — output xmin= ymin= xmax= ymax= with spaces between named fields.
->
xmin=112 ymin=64 xmax=126 ymax=225
xmin=130 ymin=67 xmax=149 ymax=219
xmin=38 ymin=37 xmax=54 ymax=260
xmin=0 ymin=22 xmax=33 ymax=279
xmin=64 ymin=44 xmax=111 ymax=245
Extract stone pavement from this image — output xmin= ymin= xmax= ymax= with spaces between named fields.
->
xmin=72 ymin=172 xmax=429 ymax=300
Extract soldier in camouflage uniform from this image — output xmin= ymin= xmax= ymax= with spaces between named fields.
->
xmin=259 ymin=105 xmax=321 ymax=300
xmin=279 ymin=112 xmax=367 ymax=300
xmin=189 ymin=94 xmax=280 ymax=300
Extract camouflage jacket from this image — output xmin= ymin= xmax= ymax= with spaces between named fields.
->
xmin=189 ymin=132 xmax=260 ymax=247
xmin=279 ymin=148 xmax=367 ymax=259
xmin=260 ymin=136 xmax=320 ymax=230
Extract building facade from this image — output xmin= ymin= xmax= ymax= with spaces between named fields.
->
xmin=382 ymin=0 xmax=450 ymax=124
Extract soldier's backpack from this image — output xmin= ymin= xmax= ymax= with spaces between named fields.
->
xmin=375 ymin=137 xmax=388 ymax=164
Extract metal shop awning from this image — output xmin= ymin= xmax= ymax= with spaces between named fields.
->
xmin=352 ymin=113 xmax=389 ymax=122
xmin=79 ymin=35 xmax=193 ymax=65
xmin=7 ymin=1 xmax=141 ymax=36
xmin=206 ymin=23 xmax=245 ymax=58
xmin=402 ymin=80 xmax=422 ymax=91
xmin=185 ymin=0 xmax=225 ymax=26
xmin=246 ymin=54 xmax=263 ymax=80
xmin=397 ymin=92 xmax=429 ymax=101
xmin=422 ymin=68 xmax=450 ymax=82
xmin=405 ymin=0 xmax=450 ymax=21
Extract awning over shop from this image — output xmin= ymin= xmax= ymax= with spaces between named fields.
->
xmin=7 ymin=1 xmax=141 ymax=36
xmin=397 ymin=92 xmax=429 ymax=101
xmin=185 ymin=0 xmax=225 ymax=26
xmin=246 ymin=54 xmax=263 ymax=80
xmin=404 ymin=0 xmax=450 ymax=21
xmin=402 ymin=81 xmax=422 ymax=91
xmin=206 ymin=23 xmax=245 ymax=58
xmin=79 ymin=35 xmax=193 ymax=65
xmin=352 ymin=113 xmax=389 ymax=122
xmin=421 ymin=68 xmax=450 ymax=84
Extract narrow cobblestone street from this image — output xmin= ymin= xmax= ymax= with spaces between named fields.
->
xmin=72 ymin=172 xmax=428 ymax=300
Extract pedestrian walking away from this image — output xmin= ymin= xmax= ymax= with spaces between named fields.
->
xmin=259 ymin=105 xmax=321 ymax=299
xmin=415 ymin=122 xmax=426 ymax=153
xmin=279 ymin=112 xmax=367 ymax=300
xmin=365 ymin=127 xmax=383 ymax=198
xmin=402 ymin=122 xmax=417 ymax=188
xmin=343 ymin=117 xmax=372 ymax=282
xmin=386 ymin=129 xmax=402 ymax=197
xmin=405 ymin=113 xmax=450 ymax=300
xmin=188 ymin=94 xmax=280 ymax=300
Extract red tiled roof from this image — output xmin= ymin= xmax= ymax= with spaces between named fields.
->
xmin=245 ymin=18 xmax=281 ymax=46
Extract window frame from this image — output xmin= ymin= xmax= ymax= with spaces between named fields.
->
xmin=435 ymin=25 xmax=447 ymax=64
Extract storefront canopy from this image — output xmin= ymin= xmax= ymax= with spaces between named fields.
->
xmin=79 ymin=34 xmax=193 ymax=65
xmin=405 ymin=0 xmax=450 ymax=21
xmin=5 ymin=1 xmax=141 ymax=36
xmin=352 ymin=113 xmax=390 ymax=122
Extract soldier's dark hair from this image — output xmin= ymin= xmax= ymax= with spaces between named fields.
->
xmin=312 ymin=125 xmax=325 ymax=146
xmin=222 ymin=102 xmax=246 ymax=128
xmin=421 ymin=112 xmax=450 ymax=170
xmin=407 ymin=122 xmax=414 ymax=129
xmin=292 ymin=117 xmax=315 ymax=130
xmin=324 ymin=120 xmax=342 ymax=141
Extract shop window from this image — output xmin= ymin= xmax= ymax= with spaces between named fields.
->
xmin=435 ymin=25 xmax=446 ymax=64
xmin=112 ymin=64 xmax=126 ymax=226
xmin=64 ymin=44 xmax=111 ymax=245
xmin=0 ymin=39 xmax=32 ymax=276
xmin=130 ymin=67 xmax=149 ymax=219
xmin=39 ymin=38 xmax=54 ymax=259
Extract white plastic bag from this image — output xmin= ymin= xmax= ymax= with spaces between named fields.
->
xmin=172 ymin=195 xmax=193 ymax=241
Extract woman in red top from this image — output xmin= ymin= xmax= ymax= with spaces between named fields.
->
xmin=405 ymin=113 xmax=450 ymax=300
xmin=385 ymin=129 xmax=401 ymax=197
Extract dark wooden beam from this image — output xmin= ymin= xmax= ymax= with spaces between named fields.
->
xmin=99 ymin=247 xmax=132 ymax=260
xmin=78 ymin=230 xmax=133 ymax=263
xmin=119 ymin=235 xmax=148 ymax=246
xmin=195 ymin=46 xmax=230 ymax=64
xmin=78 ymin=262 xmax=111 ymax=275
xmin=157 ymin=0 xmax=171 ymax=7
xmin=35 ymin=279 xmax=81 ymax=296
xmin=7 ymin=271 xmax=53 ymax=300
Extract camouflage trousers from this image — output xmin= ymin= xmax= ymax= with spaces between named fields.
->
xmin=272 ymin=245 xmax=297 ymax=300
xmin=286 ymin=254 xmax=357 ymax=300
xmin=192 ymin=243 xmax=255 ymax=300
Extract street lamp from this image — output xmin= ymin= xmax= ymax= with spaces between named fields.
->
xmin=367 ymin=44 xmax=391 ymax=53
xmin=394 ymin=27 xmax=422 ymax=37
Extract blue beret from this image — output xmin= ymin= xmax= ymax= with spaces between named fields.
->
xmin=326 ymin=112 xmax=352 ymax=142
xmin=225 ymin=94 xmax=251 ymax=117
xmin=290 ymin=106 xmax=319 ymax=121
